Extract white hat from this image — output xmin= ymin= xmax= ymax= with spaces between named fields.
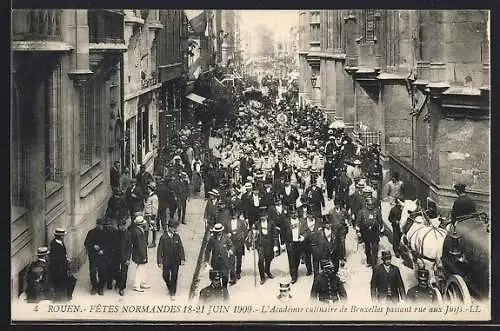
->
xmin=353 ymin=159 xmax=362 ymax=165
xmin=211 ymin=223 xmax=224 ymax=232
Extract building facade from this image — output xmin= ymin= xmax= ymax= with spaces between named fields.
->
xmin=122 ymin=10 xmax=164 ymax=175
xmin=11 ymin=9 xmax=127 ymax=299
xmin=297 ymin=10 xmax=490 ymax=213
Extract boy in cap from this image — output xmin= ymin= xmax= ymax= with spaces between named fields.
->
xmin=370 ymin=250 xmax=406 ymax=303
xmin=406 ymin=268 xmax=438 ymax=303
xmin=199 ymin=270 xmax=229 ymax=304
xmin=25 ymin=247 xmax=53 ymax=303
xmin=157 ymin=219 xmax=185 ymax=301
xmin=310 ymin=259 xmax=347 ymax=303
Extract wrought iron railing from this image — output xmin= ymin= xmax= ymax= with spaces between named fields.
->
xmin=352 ymin=122 xmax=381 ymax=147
xmin=12 ymin=9 xmax=62 ymax=41
xmin=88 ymin=9 xmax=125 ymax=44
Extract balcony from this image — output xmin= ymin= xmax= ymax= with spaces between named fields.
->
xmin=12 ymin=9 xmax=73 ymax=52
xmin=88 ymin=9 xmax=127 ymax=52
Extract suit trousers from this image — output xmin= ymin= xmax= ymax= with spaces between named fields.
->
xmin=177 ymin=199 xmax=187 ymax=223
xmin=286 ymin=242 xmax=303 ymax=280
xmin=89 ymin=258 xmax=107 ymax=290
xmin=326 ymin=180 xmax=335 ymax=200
xmin=132 ymin=262 xmax=148 ymax=289
xmin=364 ymin=239 xmax=379 ymax=267
xmin=302 ymin=243 xmax=313 ymax=274
xmin=391 ymin=222 xmax=402 ymax=256
xmin=115 ymin=262 xmax=129 ymax=290
xmin=257 ymin=250 xmax=273 ymax=281
xmin=162 ymin=263 xmax=180 ymax=296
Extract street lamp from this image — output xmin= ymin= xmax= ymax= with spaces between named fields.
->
xmin=310 ymin=72 xmax=317 ymax=88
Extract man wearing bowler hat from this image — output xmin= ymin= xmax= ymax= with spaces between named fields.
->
xmin=114 ymin=218 xmax=132 ymax=296
xmin=310 ymin=259 xmax=347 ymax=303
xmin=370 ymin=250 xmax=406 ymax=303
xmin=49 ymin=228 xmax=75 ymax=301
xmin=406 ymin=269 xmax=438 ymax=303
xmin=205 ymin=223 xmax=234 ymax=287
xmin=157 ymin=219 xmax=185 ymax=301
xmin=84 ymin=218 xmax=107 ymax=295
xmin=254 ymin=206 xmax=280 ymax=285
xmin=25 ymin=246 xmax=53 ymax=303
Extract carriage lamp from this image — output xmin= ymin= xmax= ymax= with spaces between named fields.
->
xmin=448 ymin=231 xmax=463 ymax=257
xmin=310 ymin=73 xmax=317 ymax=88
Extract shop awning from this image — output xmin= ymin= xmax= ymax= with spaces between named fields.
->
xmin=184 ymin=10 xmax=207 ymax=35
xmin=186 ymin=92 xmax=206 ymax=105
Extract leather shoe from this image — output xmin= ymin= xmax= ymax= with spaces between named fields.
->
xmin=236 ymin=274 xmax=241 ymax=279
xmin=107 ymin=284 xmax=113 ymax=290
xmin=91 ymin=288 xmax=97 ymax=295
xmin=260 ymin=279 xmax=266 ymax=285
xmin=266 ymin=273 xmax=274 ymax=279
xmin=291 ymin=278 xmax=297 ymax=284
xmin=119 ymin=289 xmax=124 ymax=296
xmin=306 ymin=271 xmax=312 ymax=276
xmin=98 ymin=289 xmax=104 ymax=296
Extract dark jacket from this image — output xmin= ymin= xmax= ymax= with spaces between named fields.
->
xmin=311 ymin=229 xmax=340 ymax=264
xmin=126 ymin=184 xmax=145 ymax=213
xmin=303 ymin=186 xmax=325 ymax=211
xmin=254 ymin=218 xmax=279 ymax=256
xmin=111 ymin=167 xmax=121 ymax=189
xmin=48 ymin=239 xmax=69 ymax=286
xmin=451 ymin=194 xmax=477 ymax=222
xmin=84 ymin=227 xmax=106 ymax=262
xmin=406 ymin=285 xmax=438 ymax=303
xmin=25 ymin=259 xmax=52 ymax=302
xmin=157 ymin=231 xmax=185 ymax=266
xmin=199 ymin=285 xmax=229 ymax=304
xmin=105 ymin=194 xmax=129 ymax=222
xmin=223 ymin=218 xmax=248 ymax=256
xmin=273 ymin=162 xmax=288 ymax=181
xmin=388 ymin=205 xmax=403 ymax=224
xmin=323 ymin=160 xmax=336 ymax=181
xmin=241 ymin=193 xmax=264 ymax=222
xmin=357 ymin=207 xmax=383 ymax=243
xmin=114 ymin=229 xmax=133 ymax=263
xmin=310 ymin=271 xmax=347 ymax=302
xmin=204 ymin=198 xmax=219 ymax=228
xmin=327 ymin=208 xmax=349 ymax=238
xmin=370 ymin=263 xmax=406 ymax=302
xmin=205 ymin=234 xmax=234 ymax=274
xmin=280 ymin=185 xmax=300 ymax=208
xmin=128 ymin=224 xmax=148 ymax=264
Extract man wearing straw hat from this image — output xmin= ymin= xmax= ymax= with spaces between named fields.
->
xmin=205 ymin=223 xmax=234 ymax=288
xmin=49 ymin=228 xmax=75 ymax=301
xmin=25 ymin=246 xmax=52 ymax=303
xmin=204 ymin=189 xmax=221 ymax=229
xmin=129 ymin=214 xmax=150 ymax=292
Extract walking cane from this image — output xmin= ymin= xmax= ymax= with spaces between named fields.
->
xmin=252 ymin=225 xmax=257 ymax=288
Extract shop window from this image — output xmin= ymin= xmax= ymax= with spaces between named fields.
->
xmin=80 ymin=74 xmax=102 ymax=170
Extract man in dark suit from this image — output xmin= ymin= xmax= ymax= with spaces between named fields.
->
xmin=240 ymin=155 xmax=255 ymax=183
xmin=357 ymin=197 xmax=384 ymax=268
xmin=311 ymin=220 xmax=340 ymax=277
xmin=49 ymin=228 xmax=74 ymax=302
xmin=136 ymin=164 xmax=154 ymax=195
xmin=302 ymin=211 xmax=322 ymax=276
xmin=105 ymin=188 xmax=129 ymax=225
xmin=84 ymin=218 xmax=107 ymax=295
xmin=280 ymin=178 xmax=299 ymax=208
xmin=451 ymin=183 xmax=477 ymax=223
xmin=310 ymin=259 xmax=347 ymax=303
xmin=388 ymin=201 xmax=403 ymax=258
xmin=267 ymin=196 xmax=288 ymax=247
xmin=126 ymin=178 xmax=145 ymax=219
xmin=223 ymin=214 xmax=248 ymax=282
xmin=241 ymin=187 xmax=263 ymax=227
xmin=157 ymin=219 xmax=185 ymax=301
xmin=280 ymin=208 xmax=306 ymax=283
xmin=261 ymin=182 xmax=275 ymax=208
xmin=25 ymin=247 xmax=53 ymax=303
xmin=254 ymin=206 xmax=280 ymax=285
xmin=110 ymin=161 xmax=121 ymax=192
xmin=273 ymin=155 xmax=288 ymax=183
xmin=177 ymin=172 xmax=190 ymax=224
xmin=303 ymin=181 xmax=325 ymax=218
xmin=114 ymin=218 xmax=132 ymax=296
xmin=327 ymin=198 xmax=349 ymax=267
xmin=101 ymin=218 xmax=118 ymax=292
xmin=204 ymin=189 xmax=220 ymax=229
xmin=199 ymin=270 xmax=229 ymax=304
xmin=323 ymin=155 xmax=336 ymax=201
xmin=370 ymin=251 xmax=406 ymax=303
xmin=205 ymin=223 xmax=234 ymax=287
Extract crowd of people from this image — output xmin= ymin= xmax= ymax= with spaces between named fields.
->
xmin=23 ymin=80 xmax=478 ymax=306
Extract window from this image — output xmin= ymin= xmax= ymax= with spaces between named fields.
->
xmin=142 ymin=106 xmax=150 ymax=153
xmin=12 ymin=70 xmax=29 ymax=208
xmin=80 ymin=74 xmax=102 ymax=170
xmin=44 ymin=63 xmax=63 ymax=182
xmin=310 ymin=25 xmax=320 ymax=42
xmin=365 ymin=9 xmax=376 ymax=42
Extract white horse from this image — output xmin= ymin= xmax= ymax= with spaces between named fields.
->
xmin=398 ymin=199 xmax=448 ymax=285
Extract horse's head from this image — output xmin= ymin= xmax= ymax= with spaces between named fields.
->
xmin=400 ymin=198 xmax=419 ymax=230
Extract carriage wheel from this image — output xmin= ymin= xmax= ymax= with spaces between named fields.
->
xmin=444 ymin=274 xmax=472 ymax=305
xmin=431 ymin=286 xmax=443 ymax=304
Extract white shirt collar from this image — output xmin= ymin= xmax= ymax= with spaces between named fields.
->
xmin=55 ymin=239 xmax=63 ymax=245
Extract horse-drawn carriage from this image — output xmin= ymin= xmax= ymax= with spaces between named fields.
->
xmin=397 ymin=199 xmax=490 ymax=304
